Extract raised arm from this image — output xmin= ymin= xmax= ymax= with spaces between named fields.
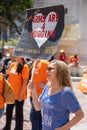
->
xmin=28 ymin=80 xmax=41 ymax=111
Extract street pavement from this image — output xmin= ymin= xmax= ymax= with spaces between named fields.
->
xmin=0 ymin=81 xmax=87 ymax=130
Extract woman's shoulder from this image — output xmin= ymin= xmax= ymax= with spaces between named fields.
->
xmin=23 ymin=63 xmax=30 ymax=70
xmin=23 ymin=63 xmax=28 ymax=67
xmin=41 ymin=60 xmax=49 ymax=65
xmin=62 ymin=87 xmax=73 ymax=96
xmin=61 ymin=87 xmax=76 ymax=103
xmin=0 ymin=73 xmax=4 ymax=79
xmin=10 ymin=61 xmax=16 ymax=66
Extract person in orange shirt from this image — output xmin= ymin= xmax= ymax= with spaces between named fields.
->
xmin=27 ymin=59 xmax=49 ymax=130
xmin=68 ymin=54 xmax=80 ymax=76
xmin=0 ymin=73 xmax=4 ymax=118
xmin=3 ymin=56 xmax=30 ymax=130
xmin=69 ymin=54 xmax=79 ymax=63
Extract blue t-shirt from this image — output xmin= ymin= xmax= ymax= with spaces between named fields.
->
xmin=40 ymin=85 xmax=81 ymax=130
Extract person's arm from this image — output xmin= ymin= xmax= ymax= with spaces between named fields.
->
xmin=18 ymin=78 xmax=28 ymax=101
xmin=28 ymin=80 xmax=41 ymax=111
xmin=55 ymin=108 xmax=84 ymax=130
xmin=27 ymin=59 xmax=42 ymax=110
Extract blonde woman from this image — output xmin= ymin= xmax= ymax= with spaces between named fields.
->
xmin=28 ymin=60 xmax=84 ymax=130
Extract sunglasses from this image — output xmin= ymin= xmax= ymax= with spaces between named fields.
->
xmin=47 ymin=67 xmax=55 ymax=72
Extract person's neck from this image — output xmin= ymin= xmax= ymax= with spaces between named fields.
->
xmin=51 ymin=80 xmax=59 ymax=88
xmin=48 ymin=80 xmax=61 ymax=95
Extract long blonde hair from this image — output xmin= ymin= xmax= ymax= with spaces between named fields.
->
xmin=50 ymin=60 xmax=73 ymax=89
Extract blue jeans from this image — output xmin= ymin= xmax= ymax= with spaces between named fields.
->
xmin=30 ymin=97 xmax=42 ymax=130
xmin=0 ymin=108 xmax=4 ymax=118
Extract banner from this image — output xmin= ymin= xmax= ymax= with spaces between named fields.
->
xmin=13 ymin=5 xmax=65 ymax=59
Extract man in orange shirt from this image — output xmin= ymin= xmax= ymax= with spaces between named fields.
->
xmin=3 ymin=56 xmax=30 ymax=130
xmin=28 ymin=59 xmax=49 ymax=130
xmin=69 ymin=54 xmax=79 ymax=63
xmin=0 ymin=73 xmax=4 ymax=118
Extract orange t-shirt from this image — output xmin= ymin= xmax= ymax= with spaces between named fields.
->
xmin=69 ymin=55 xmax=79 ymax=63
xmin=30 ymin=60 xmax=49 ymax=97
xmin=8 ymin=62 xmax=30 ymax=100
xmin=0 ymin=74 xmax=4 ymax=108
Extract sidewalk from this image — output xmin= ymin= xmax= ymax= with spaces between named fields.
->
xmin=0 ymin=80 xmax=87 ymax=130
xmin=0 ymin=98 xmax=32 ymax=130
xmin=72 ymin=122 xmax=87 ymax=130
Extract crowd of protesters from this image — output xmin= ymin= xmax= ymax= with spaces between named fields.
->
xmin=0 ymin=50 xmax=85 ymax=130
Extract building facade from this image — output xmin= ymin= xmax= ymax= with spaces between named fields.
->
xmin=33 ymin=0 xmax=87 ymax=64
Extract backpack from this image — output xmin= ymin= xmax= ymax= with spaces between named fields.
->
xmin=1 ymin=73 xmax=15 ymax=104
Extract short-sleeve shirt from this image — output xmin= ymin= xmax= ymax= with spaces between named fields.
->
xmin=8 ymin=62 xmax=30 ymax=100
xmin=40 ymin=86 xmax=81 ymax=130
xmin=69 ymin=55 xmax=79 ymax=63
xmin=29 ymin=60 xmax=49 ymax=97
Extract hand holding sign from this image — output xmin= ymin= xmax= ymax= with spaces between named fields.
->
xmin=27 ymin=59 xmax=40 ymax=89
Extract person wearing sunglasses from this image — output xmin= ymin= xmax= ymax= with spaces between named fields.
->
xmin=28 ymin=60 xmax=84 ymax=130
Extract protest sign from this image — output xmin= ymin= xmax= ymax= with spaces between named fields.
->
xmin=13 ymin=5 xmax=65 ymax=59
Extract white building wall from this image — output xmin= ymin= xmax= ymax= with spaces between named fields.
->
xmin=80 ymin=0 xmax=87 ymax=39
xmin=33 ymin=0 xmax=87 ymax=64
xmin=34 ymin=0 xmax=80 ymax=24
xmin=78 ymin=0 xmax=87 ymax=63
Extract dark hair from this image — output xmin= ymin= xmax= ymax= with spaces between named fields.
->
xmin=74 ymin=54 xmax=78 ymax=58
xmin=16 ymin=59 xmax=26 ymax=73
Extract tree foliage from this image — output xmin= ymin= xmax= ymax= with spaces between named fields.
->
xmin=0 ymin=0 xmax=34 ymax=34
xmin=0 ymin=38 xmax=18 ymax=47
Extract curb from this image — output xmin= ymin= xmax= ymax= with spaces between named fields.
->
xmin=71 ymin=76 xmax=82 ymax=82
xmin=71 ymin=122 xmax=87 ymax=130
